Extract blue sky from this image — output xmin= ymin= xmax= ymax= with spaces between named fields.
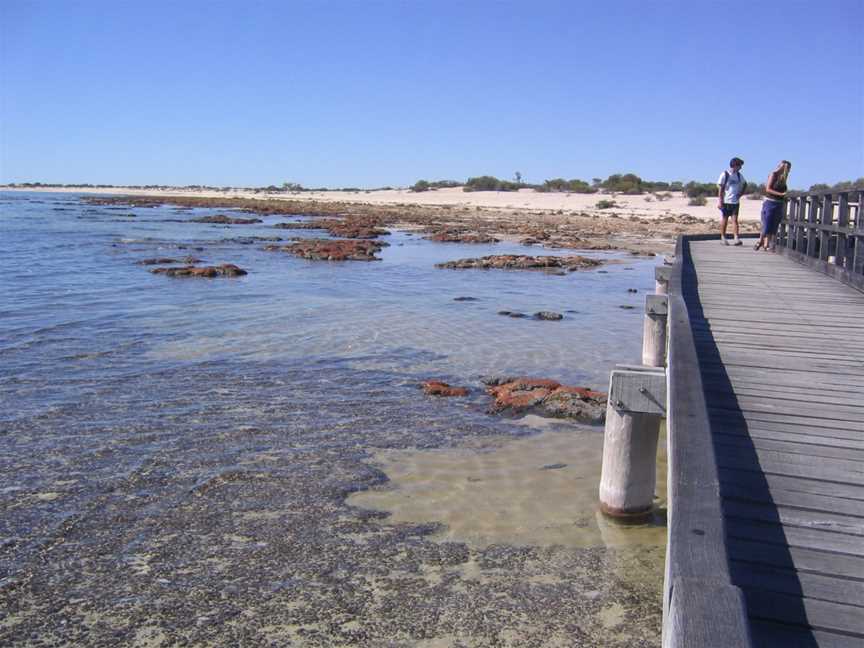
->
xmin=1 ymin=0 xmax=862 ymax=188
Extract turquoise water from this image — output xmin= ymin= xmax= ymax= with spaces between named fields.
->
xmin=0 ymin=191 xmax=662 ymax=646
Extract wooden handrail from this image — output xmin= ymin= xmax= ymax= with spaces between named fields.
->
xmin=662 ymin=236 xmax=752 ymax=647
xmin=777 ymin=189 xmax=864 ymax=290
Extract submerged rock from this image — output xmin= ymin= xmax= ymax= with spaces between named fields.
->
xmin=421 ymin=380 xmax=470 ymax=397
xmin=498 ymin=311 xmax=528 ymax=318
xmin=533 ymin=311 xmax=563 ymax=321
xmin=150 ymin=264 xmax=247 ymax=278
xmin=484 ymin=377 xmax=607 ymax=424
xmin=137 ymin=257 xmax=202 ymax=265
xmin=453 ymin=296 xmax=479 ymax=302
xmin=436 ymin=255 xmax=602 ymax=272
xmin=191 ymin=214 xmax=262 ymax=225
xmin=264 ymin=239 xmax=387 ymax=261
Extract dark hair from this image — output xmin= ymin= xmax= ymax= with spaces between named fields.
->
xmin=730 ymin=157 xmax=744 ymax=167
xmin=781 ymin=160 xmax=792 ymax=169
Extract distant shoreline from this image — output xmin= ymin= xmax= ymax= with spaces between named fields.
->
xmin=2 ymin=185 xmax=763 ymax=224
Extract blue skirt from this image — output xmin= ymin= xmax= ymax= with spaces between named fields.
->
xmin=761 ymin=200 xmax=784 ymax=235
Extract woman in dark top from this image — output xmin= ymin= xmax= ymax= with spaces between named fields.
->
xmin=754 ymin=160 xmax=792 ymax=251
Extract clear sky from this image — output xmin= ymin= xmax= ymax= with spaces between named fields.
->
xmin=1 ymin=0 xmax=862 ymax=189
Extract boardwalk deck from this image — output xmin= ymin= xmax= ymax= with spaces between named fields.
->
xmin=679 ymin=239 xmax=864 ymax=646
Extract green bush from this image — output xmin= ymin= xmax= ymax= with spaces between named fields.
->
xmin=537 ymin=178 xmax=597 ymax=193
xmin=684 ymin=181 xmax=716 ymax=199
xmin=596 ymin=199 xmax=618 ymax=209
xmin=688 ymin=196 xmax=707 ymax=206
xmin=463 ymin=176 xmax=520 ymax=192
xmin=410 ymin=180 xmax=431 ymax=192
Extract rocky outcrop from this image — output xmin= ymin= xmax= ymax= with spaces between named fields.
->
xmin=150 ymin=264 xmax=247 ymax=277
xmin=483 ymin=376 xmax=606 ymax=424
xmin=421 ymin=381 xmax=469 ymax=397
xmin=436 ymin=255 xmax=602 ymax=272
xmin=425 ymin=229 xmax=499 ymax=244
xmin=191 ymin=215 xmax=262 ymax=225
xmin=264 ymin=239 xmax=387 ymax=261
xmin=274 ymin=216 xmax=389 ymax=239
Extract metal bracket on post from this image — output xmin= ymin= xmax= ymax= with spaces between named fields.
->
xmin=654 ymin=266 xmax=672 ymax=296
xmin=609 ymin=365 xmax=667 ymax=415
xmin=646 ymin=293 xmax=668 ymax=316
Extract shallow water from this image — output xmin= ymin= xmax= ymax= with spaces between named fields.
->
xmin=0 ymin=192 xmax=665 ymax=647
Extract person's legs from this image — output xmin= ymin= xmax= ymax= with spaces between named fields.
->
xmin=720 ymin=214 xmax=729 ymax=244
xmin=756 ymin=202 xmax=771 ymax=250
xmin=731 ymin=212 xmax=742 ymax=244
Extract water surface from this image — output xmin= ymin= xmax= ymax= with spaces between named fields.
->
xmin=0 ymin=192 xmax=664 ymax=647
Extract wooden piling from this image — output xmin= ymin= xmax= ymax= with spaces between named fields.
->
xmin=654 ymin=265 xmax=672 ymax=296
xmin=642 ymin=294 xmax=668 ymax=367
xmin=599 ymin=366 xmax=666 ymax=522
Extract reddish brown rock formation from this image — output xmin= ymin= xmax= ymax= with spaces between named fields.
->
xmin=191 ymin=215 xmax=262 ymax=225
xmin=484 ymin=377 xmax=606 ymax=423
xmin=421 ymin=381 xmax=470 ymax=397
xmin=274 ymin=216 xmax=388 ymax=239
xmin=436 ymin=255 xmax=602 ymax=272
xmin=264 ymin=239 xmax=387 ymax=261
xmin=150 ymin=264 xmax=247 ymax=277
xmin=425 ymin=229 xmax=500 ymax=244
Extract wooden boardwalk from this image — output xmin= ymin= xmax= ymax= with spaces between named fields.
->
xmin=678 ymin=239 xmax=864 ymax=646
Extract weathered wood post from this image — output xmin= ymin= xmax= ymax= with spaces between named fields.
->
xmin=654 ymin=265 xmax=672 ymax=296
xmin=599 ymin=365 xmax=666 ymax=521
xmin=642 ymin=294 xmax=668 ymax=367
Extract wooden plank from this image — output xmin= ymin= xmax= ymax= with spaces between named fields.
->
xmin=714 ymin=445 xmax=864 ymax=475
xmin=708 ymin=408 xmax=864 ymax=433
xmin=705 ymin=395 xmax=864 ymax=421
xmin=730 ymin=561 xmax=864 ymax=606
xmin=718 ymin=467 xmax=864 ymax=501
xmin=713 ymin=420 xmax=864 ymax=444
xmin=715 ymin=448 xmax=864 ymax=485
xmin=727 ymin=538 xmax=864 ymax=580
xmin=744 ymin=589 xmax=864 ymax=637
xmin=721 ymin=481 xmax=864 ymax=518
xmin=723 ymin=500 xmax=864 ymax=536
xmin=750 ymin=620 xmax=863 ymax=648
xmin=713 ymin=433 xmax=864 ymax=461
xmin=724 ymin=518 xmax=864 ymax=557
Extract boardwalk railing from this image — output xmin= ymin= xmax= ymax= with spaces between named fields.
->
xmin=778 ymin=189 xmax=864 ymax=290
xmin=662 ymin=236 xmax=752 ymax=647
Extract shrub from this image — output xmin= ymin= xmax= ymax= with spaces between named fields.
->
xmin=537 ymin=178 xmax=597 ymax=193
xmin=688 ymin=196 xmax=707 ymax=206
xmin=596 ymin=199 xmax=618 ymax=209
xmin=463 ymin=176 xmax=520 ymax=192
xmin=410 ymin=180 xmax=431 ymax=192
xmin=684 ymin=181 xmax=716 ymax=199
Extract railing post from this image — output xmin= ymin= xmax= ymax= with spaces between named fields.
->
xmin=819 ymin=193 xmax=833 ymax=261
xmin=806 ymin=194 xmax=819 ymax=258
xmin=794 ymin=196 xmax=806 ymax=252
xmin=837 ymin=192 xmax=850 ymax=268
xmin=854 ymin=190 xmax=864 ymax=275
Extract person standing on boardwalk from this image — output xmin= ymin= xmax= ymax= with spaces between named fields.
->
xmin=717 ymin=157 xmax=746 ymax=245
xmin=754 ymin=160 xmax=792 ymax=251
